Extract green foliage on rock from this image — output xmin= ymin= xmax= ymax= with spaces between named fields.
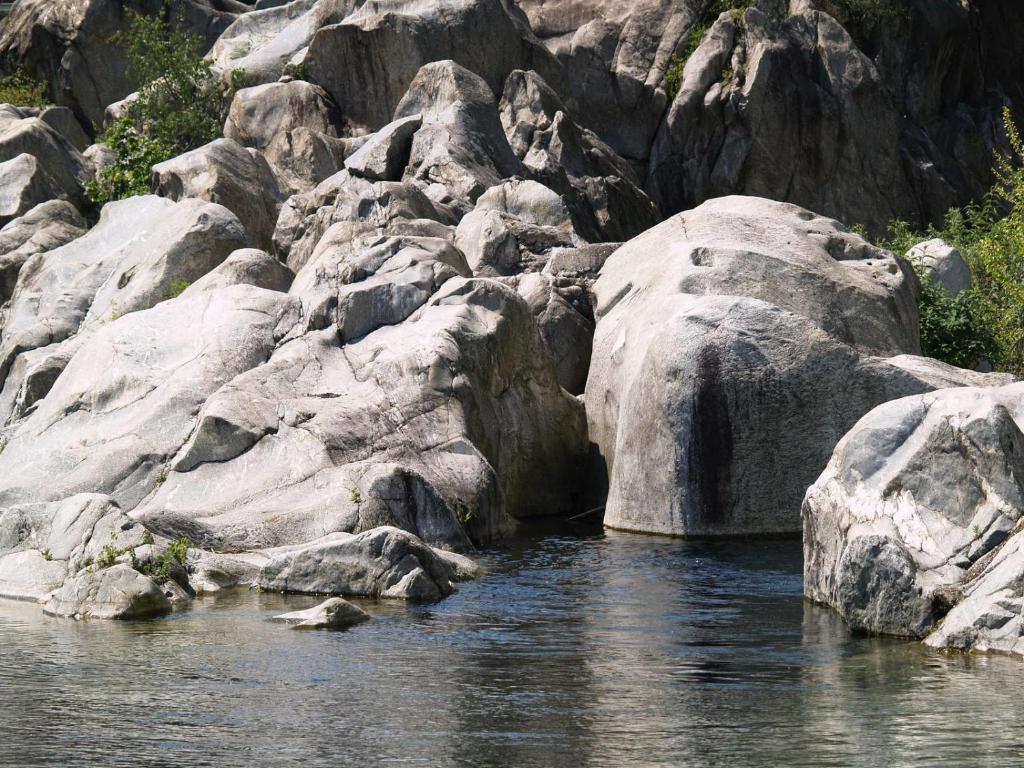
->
xmin=0 ymin=69 xmax=49 ymax=108
xmin=86 ymin=9 xmax=241 ymax=206
xmin=876 ymin=109 xmax=1024 ymax=375
xmin=666 ymin=1 xmax=751 ymax=101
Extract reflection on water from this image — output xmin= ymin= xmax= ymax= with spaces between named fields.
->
xmin=1 ymin=530 xmax=1023 ymax=767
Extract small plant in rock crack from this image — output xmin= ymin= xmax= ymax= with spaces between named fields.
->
xmin=97 ymin=541 xmax=131 ymax=568
xmin=40 ymin=548 xmax=53 ymax=562
xmin=136 ymin=537 xmax=192 ymax=584
xmin=155 ymin=469 xmax=167 ymax=484
xmin=166 ymin=279 xmax=191 ymax=300
xmin=350 ymin=487 xmax=363 ymax=504
xmin=142 ymin=529 xmax=155 ymax=546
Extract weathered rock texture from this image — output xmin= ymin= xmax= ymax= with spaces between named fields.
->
xmin=804 ymin=382 xmax=1024 ymax=649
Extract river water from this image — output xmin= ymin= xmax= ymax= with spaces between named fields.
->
xmin=1 ymin=527 xmax=1023 ymax=767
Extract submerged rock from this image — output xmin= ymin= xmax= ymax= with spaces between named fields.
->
xmin=272 ymin=596 xmax=370 ymax=630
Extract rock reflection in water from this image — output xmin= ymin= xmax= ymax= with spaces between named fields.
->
xmin=2 ymin=530 xmax=1024 ymax=768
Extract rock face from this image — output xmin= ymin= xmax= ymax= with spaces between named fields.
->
xmin=0 ymin=493 xmax=143 ymax=601
xmin=586 ymin=196 xmax=1008 ymax=538
xmin=272 ymin=596 xmax=370 ymax=629
xmin=303 ymin=0 xmax=563 ymax=135
xmin=804 ymin=383 xmax=1024 ymax=641
xmin=0 ymin=200 xmax=87 ymax=307
xmin=256 ymin=526 xmax=461 ymax=602
xmin=135 ymin=278 xmax=587 ymax=552
xmin=0 ymin=284 xmax=301 ymax=510
xmin=646 ymin=1 xmax=1020 ymax=233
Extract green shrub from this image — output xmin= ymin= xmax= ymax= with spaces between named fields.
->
xmin=166 ymin=279 xmax=191 ymax=300
xmin=875 ymin=108 xmax=1024 ymax=375
xmin=0 ymin=69 xmax=49 ymax=108
xmin=86 ymin=9 xmax=241 ymax=206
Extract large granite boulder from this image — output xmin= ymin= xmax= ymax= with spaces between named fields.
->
xmin=0 ymin=493 xmax=152 ymax=602
xmin=224 ymin=80 xmax=340 ymax=150
xmin=0 ymin=109 xmax=90 ymax=207
xmin=586 ymin=195 xmax=1006 ymax=538
xmin=0 ymin=196 xmax=248 ymax=420
xmin=497 ymin=69 xmax=659 ymax=242
xmin=804 ymin=382 xmax=1024 ymax=640
xmin=0 ymin=200 xmax=87 ymax=307
xmin=210 ymin=0 xmax=357 ymax=86
xmin=0 ymin=153 xmax=64 ymax=227
xmin=396 ymin=60 xmax=524 ymax=207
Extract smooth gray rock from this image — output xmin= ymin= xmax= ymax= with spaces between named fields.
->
xmin=0 ymin=284 xmax=301 ymax=511
xmin=255 ymin=527 xmax=460 ymax=601
xmin=37 ymin=106 xmax=90 ymax=152
xmin=587 ymin=196 xmax=1008 ymax=538
xmin=273 ymin=169 xmax=452 ymax=273
xmin=210 ymin=0 xmax=356 ymax=86
xmin=907 ymin=238 xmax=972 ymax=298
xmin=263 ymin=126 xmax=356 ymax=195
xmin=0 ymin=153 xmax=64 ymax=227
xmin=645 ymin=3 xmax=1016 ymax=233
xmin=43 ymin=564 xmax=171 ymax=620
xmin=0 ymin=199 xmax=86 ymax=305
xmin=135 ymin=278 xmax=587 ymax=551
xmin=0 ymin=196 xmax=248 ymax=405
xmin=272 ymin=596 xmax=370 ymax=629
xmin=188 ymin=248 xmax=294 ymax=294
xmin=0 ymin=113 xmax=88 ymax=207
xmin=516 ymin=271 xmax=593 ymax=395
xmin=152 ymin=139 xmax=285 ymax=251
xmin=498 ymin=69 xmax=659 ymax=242
xmin=344 ymin=114 xmax=422 ymax=182
xmin=805 ymin=382 xmax=1024 ymax=639
xmin=225 ymin=80 xmax=340 ymax=150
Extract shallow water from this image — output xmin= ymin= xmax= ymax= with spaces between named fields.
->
xmin=1 ymin=529 xmax=1023 ymax=768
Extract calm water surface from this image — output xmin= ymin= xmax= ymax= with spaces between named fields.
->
xmin=1 ymin=528 xmax=1023 ymax=767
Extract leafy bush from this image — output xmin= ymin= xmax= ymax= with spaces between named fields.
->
xmin=0 ymin=69 xmax=49 ymax=108
xmin=876 ymin=108 xmax=1024 ymax=374
xmin=86 ymin=10 xmax=240 ymax=206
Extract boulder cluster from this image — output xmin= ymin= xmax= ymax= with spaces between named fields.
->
xmin=0 ymin=0 xmax=1020 ymax=653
